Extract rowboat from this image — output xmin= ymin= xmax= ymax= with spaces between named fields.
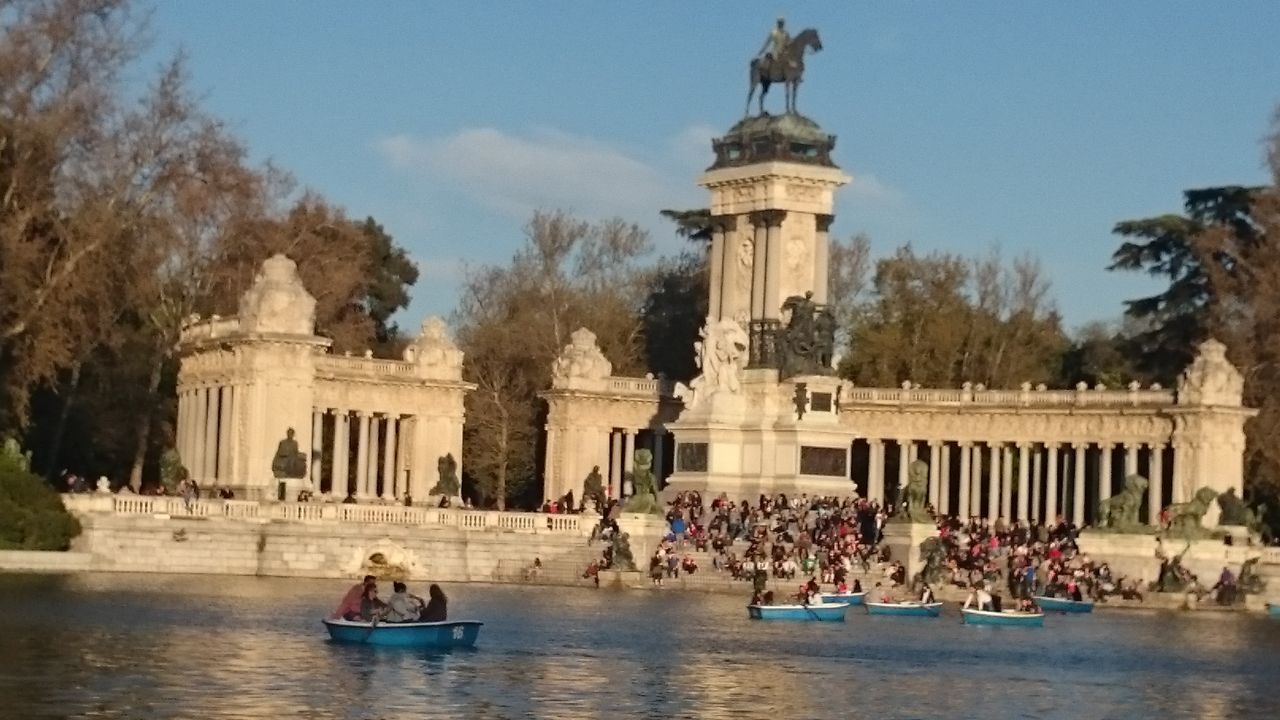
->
xmin=865 ymin=601 xmax=943 ymax=617
xmin=323 ymin=619 xmax=483 ymax=647
xmin=747 ymin=602 xmax=849 ymax=621
xmin=1267 ymin=603 xmax=1280 ymax=618
xmin=961 ymin=609 xmax=1044 ymax=627
xmin=1033 ymin=595 xmax=1094 ymax=614
xmin=818 ymin=591 xmax=867 ymax=606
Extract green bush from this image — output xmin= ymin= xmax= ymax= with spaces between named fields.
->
xmin=0 ymin=452 xmax=82 ymax=551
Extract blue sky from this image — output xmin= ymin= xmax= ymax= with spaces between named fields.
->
xmin=147 ymin=2 xmax=1280 ymax=332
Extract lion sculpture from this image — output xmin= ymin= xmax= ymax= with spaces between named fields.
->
xmin=1163 ymin=487 xmax=1220 ymax=540
xmin=1096 ymin=474 xmax=1149 ymax=532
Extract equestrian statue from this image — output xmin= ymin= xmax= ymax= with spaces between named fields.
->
xmin=747 ymin=18 xmax=823 ymax=115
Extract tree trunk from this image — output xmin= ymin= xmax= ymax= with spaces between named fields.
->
xmin=128 ymin=355 xmax=165 ymax=491
xmin=44 ymin=362 xmax=82 ymax=483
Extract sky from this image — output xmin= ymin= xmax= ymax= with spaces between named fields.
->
xmin=146 ymin=2 xmax=1280 ymax=333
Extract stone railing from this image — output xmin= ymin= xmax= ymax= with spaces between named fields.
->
xmin=839 ymin=385 xmax=1177 ymax=409
xmin=62 ymin=494 xmax=593 ymax=536
xmin=606 ymin=376 xmax=676 ymax=397
xmin=315 ymin=354 xmax=420 ymax=379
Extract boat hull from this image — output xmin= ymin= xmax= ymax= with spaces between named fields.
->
xmin=865 ymin=601 xmax=942 ymax=617
xmin=961 ymin=609 xmax=1044 ymax=627
xmin=1033 ymin=595 xmax=1094 ymax=614
xmin=818 ymin=592 xmax=867 ymax=606
xmin=747 ymin=603 xmax=849 ymax=621
xmin=323 ymin=619 xmax=483 ymax=647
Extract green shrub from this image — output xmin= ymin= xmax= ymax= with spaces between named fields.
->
xmin=0 ymin=451 xmax=82 ymax=551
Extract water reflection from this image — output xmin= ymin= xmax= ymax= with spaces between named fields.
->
xmin=1 ymin=573 xmax=1278 ymax=719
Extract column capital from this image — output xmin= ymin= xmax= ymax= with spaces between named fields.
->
xmin=815 ymin=213 xmax=835 ymax=233
xmin=957 ymin=441 xmax=973 ymax=448
xmin=749 ymin=209 xmax=787 ymax=227
xmin=867 ymin=437 xmax=884 ymax=446
xmin=1044 ymin=441 xmax=1060 ymax=450
xmin=709 ymin=214 xmax=734 ymax=232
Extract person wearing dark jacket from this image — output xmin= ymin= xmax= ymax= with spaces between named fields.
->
xmin=419 ymin=584 xmax=448 ymax=622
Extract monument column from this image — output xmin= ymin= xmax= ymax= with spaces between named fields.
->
xmin=927 ymin=442 xmax=941 ymax=506
xmin=311 ymin=410 xmax=324 ymax=490
xmin=1098 ymin=443 xmax=1114 ymax=507
xmin=761 ymin=210 xmax=786 ymax=320
xmin=652 ymin=429 xmax=667 ymax=486
xmin=176 ymin=391 xmax=190 ymax=473
xmin=1073 ymin=443 xmax=1087 ymax=523
xmin=970 ymin=443 xmax=984 ymax=518
xmin=227 ymin=385 xmax=241 ymax=487
xmin=1125 ymin=443 xmax=1139 ymax=478
xmin=749 ymin=219 xmax=767 ymax=320
xmin=938 ymin=442 xmax=951 ymax=515
xmin=897 ymin=441 xmax=910 ymax=495
xmin=708 ymin=219 xmax=726 ymax=319
xmin=622 ymin=430 xmax=636 ymax=496
xmin=203 ymin=386 xmax=219 ymax=482
xmin=813 ymin=214 xmax=834 ymax=304
xmin=1000 ymin=445 xmax=1013 ymax=520
xmin=367 ymin=416 xmax=381 ymax=497
xmin=866 ymin=439 xmax=883 ymax=503
xmin=1045 ymin=443 xmax=1060 ymax=522
xmin=1149 ymin=444 xmax=1165 ymax=525
xmin=383 ymin=416 xmax=398 ymax=499
xmin=958 ymin=443 xmax=972 ymax=518
xmin=215 ymin=387 xmax=231 ymax=483
xmin=1017 ymin=443 xmax=1030 ymax=522
xmin=354 ymin=412 xmax=371 ymax=498
xmin=987 ymin=443 xmax=1001 ymax=521
xmin=610 ymin=431 xmax=624 ymax=500
xmin=1031 ymin=446 xmax=1043 ymax=522
xmin=191 ymin=387 xmax=207 ymax=483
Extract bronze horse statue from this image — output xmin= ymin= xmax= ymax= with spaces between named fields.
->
xmin=746 ymin=28 xmax=822 ymax=115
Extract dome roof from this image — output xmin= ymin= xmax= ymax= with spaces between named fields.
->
xmin=708 ymin=112 xmax=838 ymax=170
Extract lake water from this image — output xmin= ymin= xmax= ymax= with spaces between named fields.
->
xmin=1 ymin=573 xmax=1278 ymax=720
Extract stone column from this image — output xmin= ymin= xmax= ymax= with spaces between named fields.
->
xmin=354 ymin=412 xmax=371 ymax=499
xmin=622 ymin=430 xmax=636 ymax=496
xmin=813 ymin=214 xmax=833 ymax=304
xmin=762 ymin=211 xmax=785 ymax=320
xmin=939 ymin=443 xmax=951 ymax=516
xmin=191 ymin=388 xmax=207 ymax=483
xmin=311 ymin=410 xmax=324 ymax=490
xmin=383 ymin=416 xmax=398 ymax=499
xmin=227 ymin=385 xmax=241 ymax=486
xmin=610 ymin=431 xmax=624 ymax=500
xmin=927 ymin=442 xmax=941 ymax=506
xmin=1000 ymin=445 xmax=1013 ymax=521
xmin=367 ymin=416 xmax=382 ymax=498
xmin=1125 ymin=443 xmax=1139 ymax=479
xmin=1149 ymin=444 xmax=1165 ymax=525
xmin=1073 ymin=444 xmax=1087 ymax=524
xmin=1099 ymin=443 xmax=1114 ymax=507
xmin=958 ymin=443 xmax=972 ymax=519
xmin=867 ymin=439 xmax=883 ymax=503
xmin=215 ymin=387 xmax=232 ymax=483
xmin=176 ymin=391 xmax=189 ymax=473
xmin=897 ymin=441 xmax=910 ymax=497
xmin=203 ymin=386 xmax=219 ymax=482
xmin=970 ymin=443 xmax=984 ymax=518
xmin=1045 ymin=443 xmax=1060 ymax=523
xmin=987 ymin=443 xmax=1001 ymax=521
xmin=750 ymin=221 xmax=767 ymax=320
xmin=651 ymin=429 xmax=667 ymax=487
xmin=1017 ymin=443 xmax=1030 ymax=522
xmin=1031 ymin=446 xmax=1043 ymax=522
xmin=333 ymin=411 xmax=350 ymax=497
xmin=708 ymin=220 xmax=726 ymax=319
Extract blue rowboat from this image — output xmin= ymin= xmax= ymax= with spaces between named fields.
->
xmin=1267 ymin=603 xmax=1280 ymax=618
xmin=961 ymin=609 xmax=1044 ymax=627
xmin=323 ymin=619 xmax=483 ymax=647
xmin=747 ymin=602 xmax=849 ymax=621
xmin=818 ymin=591 xmax=867 ymax=606
xmin=865 ymin=601 xmax=943 ymax=617
xmin=1033 ymin=595 xmax=1095 ymax=614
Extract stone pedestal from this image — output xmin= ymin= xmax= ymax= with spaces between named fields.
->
xmin=880 ymin=521 xmax=937 ymax=580
xmin=1076 ymin=531 xmax=1262 ymax=588
xmin=617 ymin=513 xmax=669 ymax=567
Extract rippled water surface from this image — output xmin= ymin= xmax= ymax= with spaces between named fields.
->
xmin=1 ymin=573 xmax=1279 ymax=719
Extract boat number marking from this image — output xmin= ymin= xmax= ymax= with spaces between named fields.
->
xmin=452 ymin=626 xmax=464 ymax=640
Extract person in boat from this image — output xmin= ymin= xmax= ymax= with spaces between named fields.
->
xmin=385 ymin=581 xmax=426 ymax=623
xmin=963 ymin=585 xmax=993 ymax=611
xmin=1017 ymin=597 xmax=1040 ymax=613
xmin=835 ymin=579 xmax=849 ymax=594
xmin=920 ymin=583 xmax=935 ymax=604
xmin=360 ymin=584 xmax=387 ymax=622
xmin=852 ymin=578 xmax=863 ymax=593
xmin=1067 ymin=580 xmax=1083 ymax=602
xmin=419 ymin=583 xmax=448 ymax=622
xmin=331 ymin=575 xmax=376 ymax=620
xmin=761 ymin=590 xmax=776 ymax=606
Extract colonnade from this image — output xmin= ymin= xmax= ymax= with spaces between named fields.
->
xmin=177 ymin=385 xmax=239 ymax=485
xmin=313 ymin=409 xmax=417 ymax=500
xmin=857 ymin=438 xmax=1169 ymax=526
xmin=602 ymin=427 xmax=668 ymax=500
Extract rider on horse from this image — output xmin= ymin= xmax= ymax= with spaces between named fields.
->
xmin=757 ymin=17 xmax=791 ymax=78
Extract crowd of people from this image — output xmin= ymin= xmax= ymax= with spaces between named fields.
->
xmin=330 ymin=575 xmax=448 ymax=623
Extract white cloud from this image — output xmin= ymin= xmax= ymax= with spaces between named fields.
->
xmin=846 ymin=171 xmax=904 ymax=205
xmin=378 ymin=127 xmax=691 ymax=220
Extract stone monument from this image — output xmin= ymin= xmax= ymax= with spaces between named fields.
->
xmin=271 ymin=428 xmax=308 ymax=500
xmin=664 ymin=21 xmax=852 ymax=502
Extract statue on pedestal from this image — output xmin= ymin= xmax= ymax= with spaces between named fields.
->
xmin=1096 ymin=475 xmax=1149 ymax=533
xmin=677 ymin=317 xmax=749 ymax=409
xmin=1216 ymin=487 xmax=1264 ymax=533
xmin=582 ymin=465 xmax=605 ymax=513
xmin=622 ymin=449 xmax=662 ymax=515
xmin=914 ymin=536 xmax=946 ymax=588
xmin=430 ymin=453 xmax=460 ymax=497
xmin=271 ymin=428 xmax=308 ymax=479
xmin=779 ymin=292 xmax=836 ymax=379
xmin=893 ymin=459 xmax=932 ymax=524
xmin=1163 ymin=487 xmax=1220 ymax=540
xmin=746 ymin=18 xmax=824 ymax=115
